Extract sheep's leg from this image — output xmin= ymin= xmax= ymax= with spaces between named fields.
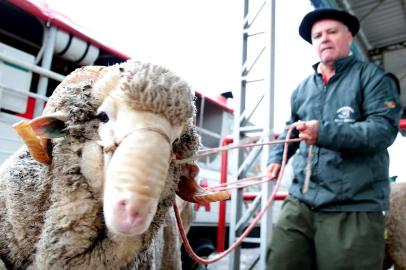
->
xmin=31 ymin=179 xmax=143 ymax=270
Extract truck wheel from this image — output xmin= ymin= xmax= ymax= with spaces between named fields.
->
xmin=182 ymin=238 xmax=216 ymax=270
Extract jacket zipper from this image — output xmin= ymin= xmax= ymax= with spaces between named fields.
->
xmin=311 ymin=79 xmax=326 ymax=206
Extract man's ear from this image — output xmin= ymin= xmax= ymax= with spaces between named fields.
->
xmin=347 ymin=33 xmax=353 ymax=48
xmin=13 ymin=113 xmax=68 ymax=164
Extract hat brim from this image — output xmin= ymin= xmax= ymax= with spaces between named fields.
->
xmin=299 ymin=8 xmax=360 ymax=43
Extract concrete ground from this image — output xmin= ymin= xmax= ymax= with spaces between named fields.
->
xmin=207 ymin=248 xmax=261 ymax=270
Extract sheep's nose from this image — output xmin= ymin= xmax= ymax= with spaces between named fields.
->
xmin=114 ymin=199 xmax=146 ymax=233
xmin=118 ymin=199 xmax=140 ymax=219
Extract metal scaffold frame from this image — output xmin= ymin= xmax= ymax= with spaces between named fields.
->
xmin=228 ymin=0 xmax=275 ymax=269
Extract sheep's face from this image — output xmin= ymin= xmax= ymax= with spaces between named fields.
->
xmin=95 ymin=93 xmax=184 ymax=235
xmin=72 ymin=62 xmax=195 ymax=236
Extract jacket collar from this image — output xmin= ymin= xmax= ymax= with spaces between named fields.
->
xmin=312 ymin=55 xmax=357 ymax=75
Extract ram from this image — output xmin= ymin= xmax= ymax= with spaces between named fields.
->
xmin=0 ymin=62 xmax=226 ymax=269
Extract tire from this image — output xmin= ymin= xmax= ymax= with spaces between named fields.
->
xmin=182 ymin=238 xmax=216 ymax=270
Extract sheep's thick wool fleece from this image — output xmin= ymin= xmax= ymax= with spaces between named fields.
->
xmin=0 ymin=62 xmax=199 ymax=269
xmin=118 ymin=61 xmax=195 ymax=127
xmin=385 ymin=182 xmax=406 ymax=269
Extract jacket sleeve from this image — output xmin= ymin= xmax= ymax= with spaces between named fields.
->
xmin=268 ymin=89 xmax=300 ymax=164
xmin=317 ymin=72 xmax=402 ymax=153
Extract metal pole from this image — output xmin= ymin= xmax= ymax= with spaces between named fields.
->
xmin=0 ymin=52 xmax=64 ymax=82
xmin=228 ymin=1 xmax=249 ymax=268
xmin=0 ymin=83 xmax=49 ymax=101
xmin=217 ymin=136 xmax=234 ymax=252
xmin=34 ymin=25 xmax=57 ymax=117
xmin=229 ymin=0 xmax=276 ymax=269
xmin=259 ymin=0 xmax=276 ymax=269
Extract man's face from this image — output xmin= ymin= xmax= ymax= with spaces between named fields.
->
xmin=311 ymin=19 xmax=353 ymax=64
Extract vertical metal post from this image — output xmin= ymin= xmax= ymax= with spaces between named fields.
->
xmin=229 ymin=0 xmax=276 ymax=269
xmin=228 ymin=0 xmax=248 ymax=268
xmin=34 ymin=25 xmax=57 ymax=117
xmin=217 ymin=136 xmax=234 ymax=252
xmin=259 ymin=0 xmax=275 ymax=269
xmin=0 ymin=85 xmax=3 ymax=111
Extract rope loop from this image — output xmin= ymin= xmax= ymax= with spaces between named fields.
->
xmin=174 ymin=123 xmax=306 ymax=265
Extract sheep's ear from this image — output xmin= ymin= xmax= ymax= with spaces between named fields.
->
xmin=13 ymin=113 xmax=68 ymax=164
xmin=29 ymin=113 xmax=68 ymax=138
xmin=176 ymin=163 xmax=230 ymax=203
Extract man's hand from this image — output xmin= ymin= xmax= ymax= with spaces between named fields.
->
xmin=296 ymin=120 xmax=319 ymax=145
xmin=266 ymin=163 xmax=281 ymax=180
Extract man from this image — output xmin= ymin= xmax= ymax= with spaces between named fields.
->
xmin=266 ymin=8 xmax=401 ymax=270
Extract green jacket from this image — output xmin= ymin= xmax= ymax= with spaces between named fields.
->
xmin=269 ymin=55 xmax=401 ymax=212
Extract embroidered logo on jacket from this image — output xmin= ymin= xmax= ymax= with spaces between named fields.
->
xmin=384 ymin=100 xmax=397 ymax=108
xmin=335 ymin=106 xmax=355 ymax=123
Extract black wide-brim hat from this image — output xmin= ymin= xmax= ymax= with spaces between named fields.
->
xmin=299 ymin=8 xmax=360 ymax=43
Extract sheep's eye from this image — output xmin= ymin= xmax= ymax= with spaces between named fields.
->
xmin=97 ymin=112 xmax=109 ymax=123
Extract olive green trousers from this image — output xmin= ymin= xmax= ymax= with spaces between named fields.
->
xmin=266 ymin=196 xmax=385 ymax=270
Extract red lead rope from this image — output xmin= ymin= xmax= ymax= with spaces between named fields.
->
xmin=173 ymin=126 xmax=299 ymax=265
